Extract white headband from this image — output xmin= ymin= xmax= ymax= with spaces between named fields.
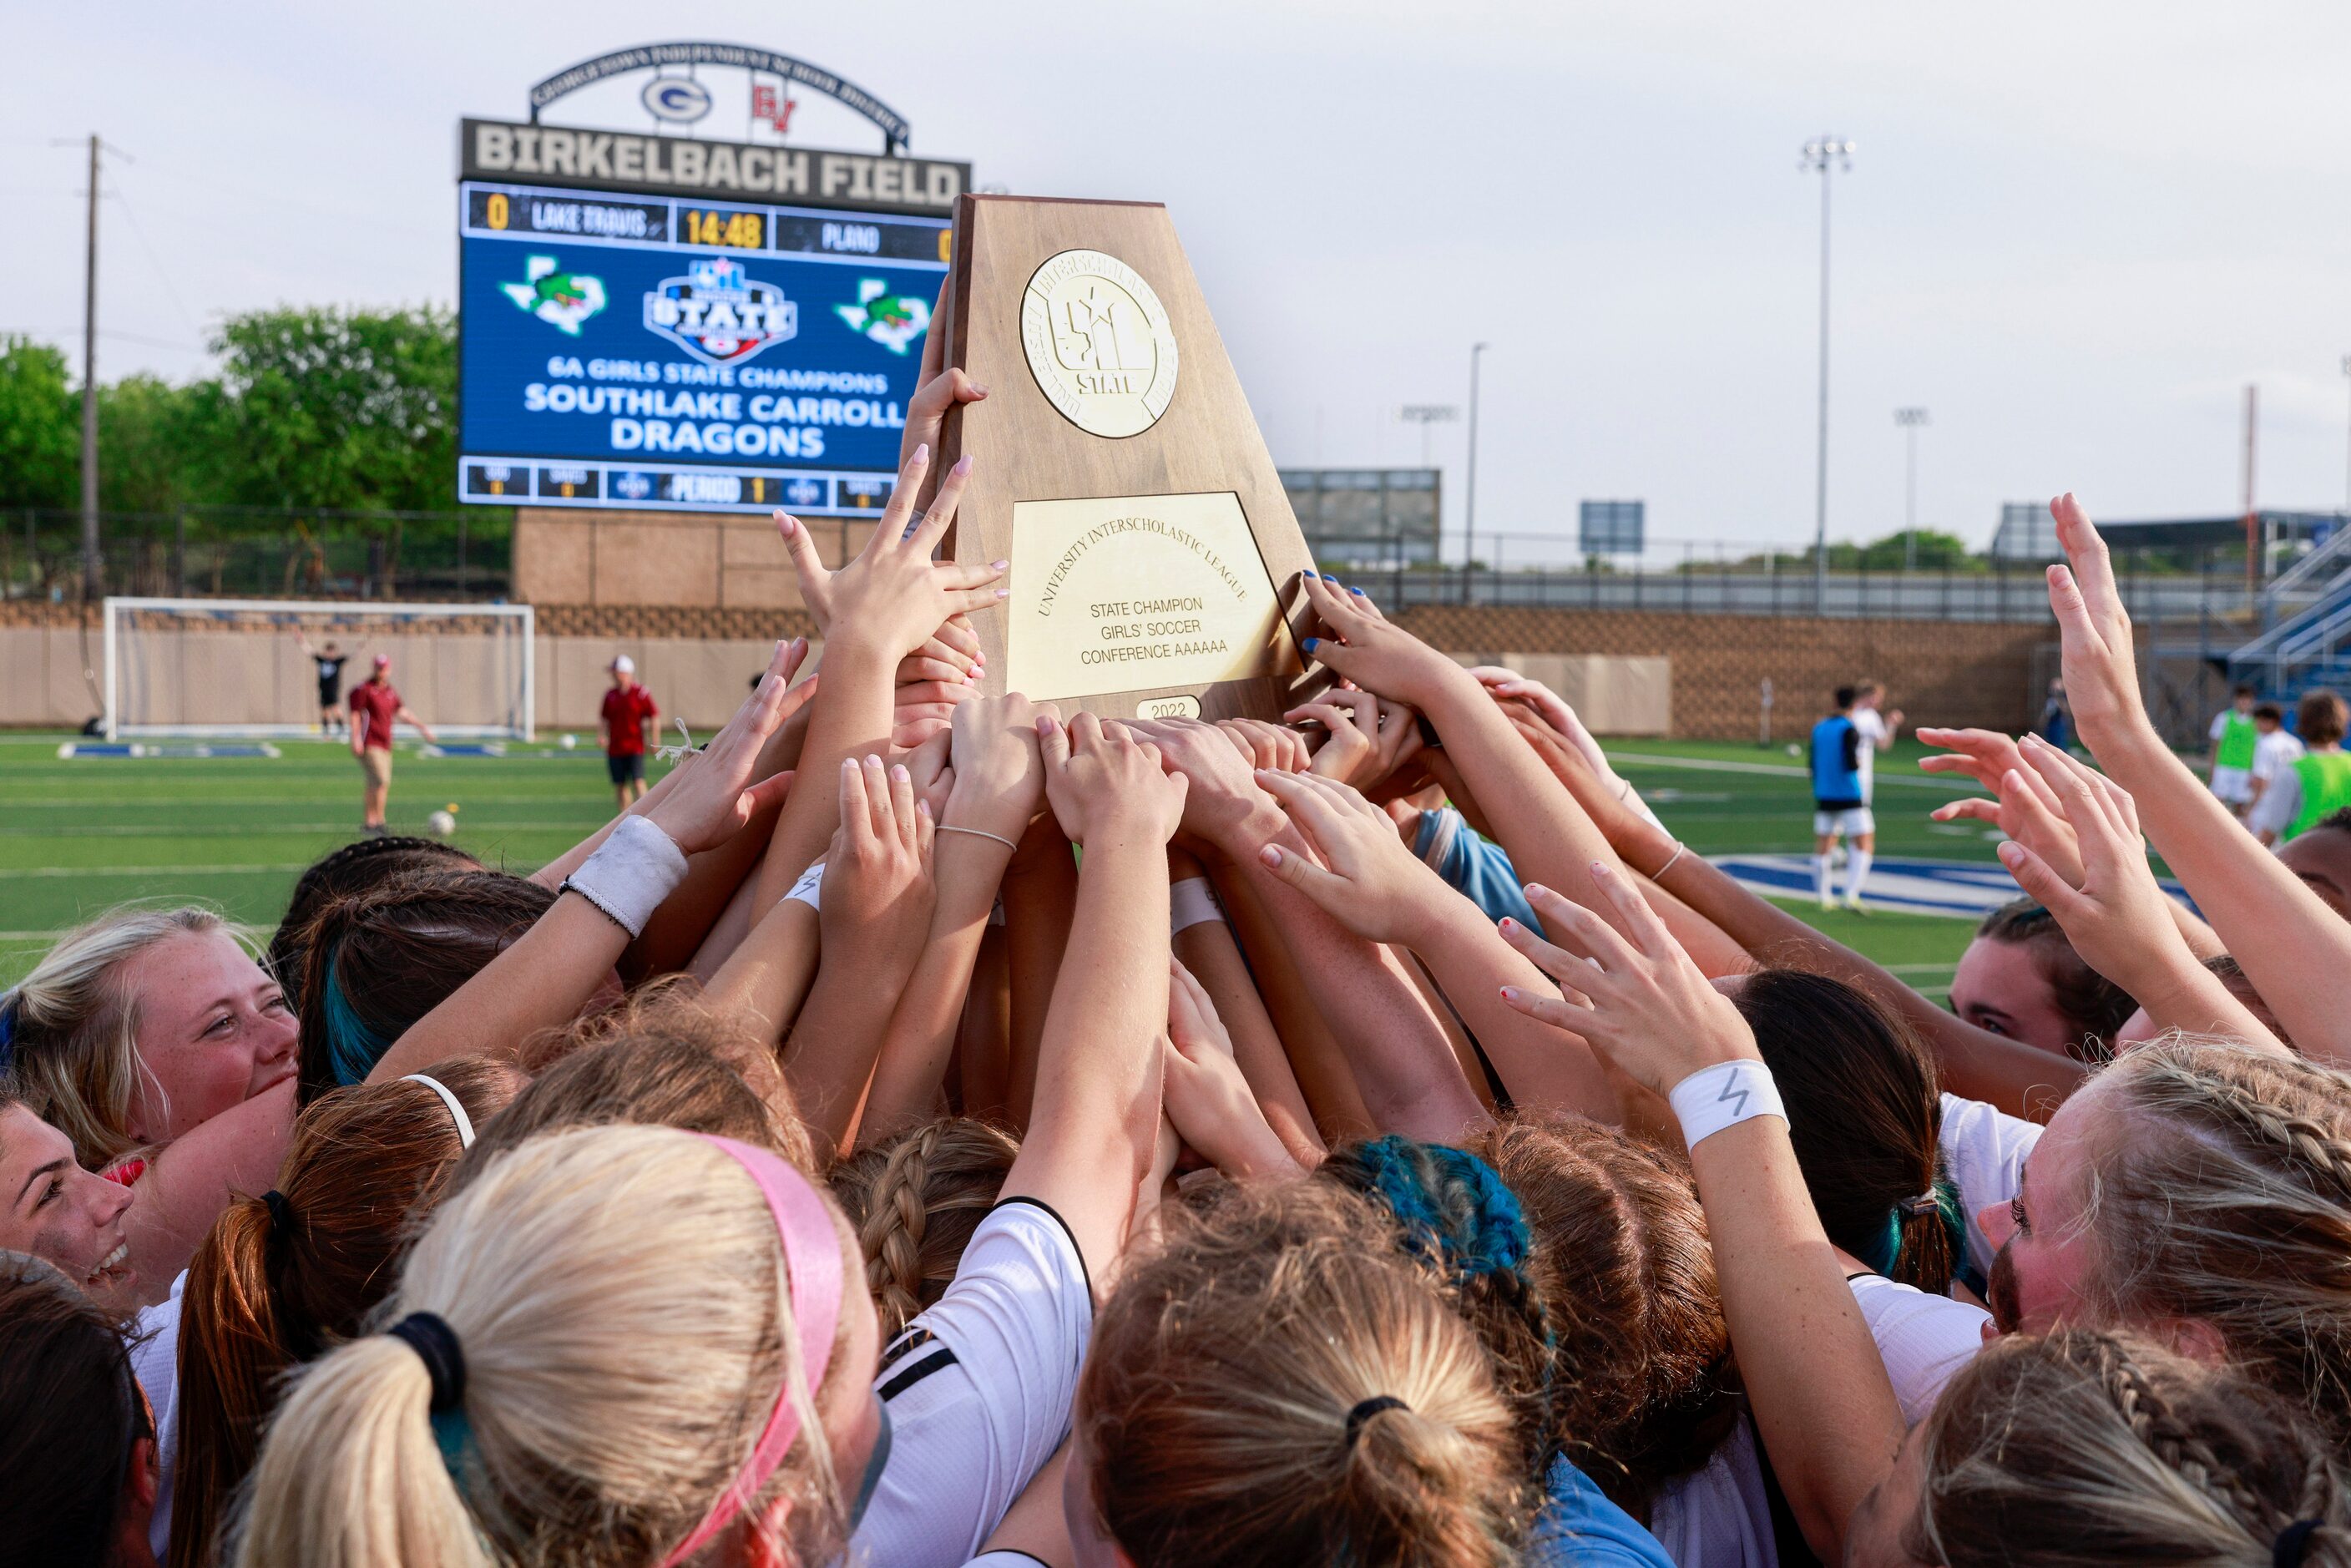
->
xmin=402 ymin=1074 xmax=476 ymax=1149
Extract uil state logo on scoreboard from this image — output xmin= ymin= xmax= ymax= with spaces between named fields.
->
xmin=643 ymin=256 xmax=800 ymax=366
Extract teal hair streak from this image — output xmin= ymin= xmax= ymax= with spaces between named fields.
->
xmin=1857 ymin=1176 xmax=1970 ymax=1282
xmin=321 ymin=944 xmax=392 ymax=1086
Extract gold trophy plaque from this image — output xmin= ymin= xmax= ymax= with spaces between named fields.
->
xmin=935 ymin=195 xmax=1315 ymax=721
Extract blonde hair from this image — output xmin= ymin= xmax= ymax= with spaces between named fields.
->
xmin=232 ymin=1124 xmax=865 ymax=1568
xmin=2073 ymin=1039 xmax=2351 ymax=1444
xmin=6 ymin=904 xmax=235 ymax=1167
xmin=1916 ymin=1328 xmax=2351 ymax=1565
xmin=1080 ymin=1181 xmax=1528 ymax=1568
xmin=831 ymin=1117 xmax=1019 ymax=1338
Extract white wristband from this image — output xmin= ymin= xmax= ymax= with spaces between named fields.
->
xmin=786 ymin=859 xmax=826 ymax=912
xmin=1667 ymin=1059 xmax=1787 ymax=1151
xmin=1170 ymin=877 xmax=1224 ymax=935
xmin=560 ymin=815 xmax=690 ymax=938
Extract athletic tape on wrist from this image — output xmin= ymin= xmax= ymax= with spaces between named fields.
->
xmin=560 ymin=815 xmax=690 ymax=938
xmin=1170 ymin=877 xmax=1224 ymax=934
xmin=786 ymin=859 xmax=825 ymax=912
xmin=1667 ymin=1059 xmax=1787 ymax=1151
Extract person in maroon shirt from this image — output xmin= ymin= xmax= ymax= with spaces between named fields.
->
xmin=348 ymin=655 xmax=435 ymax=837
xmin=597 ymin=654 xmax=659 ymax=808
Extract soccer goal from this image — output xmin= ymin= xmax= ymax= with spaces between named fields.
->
xmin=103 ymin=598 xmax=535 ymax=741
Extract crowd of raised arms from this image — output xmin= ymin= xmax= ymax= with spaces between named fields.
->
xmin=8 ymin=350 xmax=2351 ymax=1568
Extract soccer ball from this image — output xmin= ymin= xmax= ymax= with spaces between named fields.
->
xmin=1785 ymin=743 xmax=1802 ymax=758
xmin=427 ymin=809 xmax=458 ymax=838
xmin=559 ymin=733 xmax=578 ymax=751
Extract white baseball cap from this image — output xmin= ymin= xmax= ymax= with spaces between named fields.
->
xmin=609 ymin=655 xmax=635 ymax=673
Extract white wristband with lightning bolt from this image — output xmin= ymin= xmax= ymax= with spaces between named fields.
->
xmin=1667 ymin=1059 xmax=1787 ymax=1151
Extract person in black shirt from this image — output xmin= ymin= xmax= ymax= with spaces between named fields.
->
xmin=291 ymin=628 xmax=361 ymax=738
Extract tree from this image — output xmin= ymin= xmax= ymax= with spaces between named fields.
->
xmin=0 ymin=336 xmax=79 ymax=508
xmin=99 ymin=374 xmax=230 ymax=514
xmin=210 ymin=306 xmax=457 ymax=511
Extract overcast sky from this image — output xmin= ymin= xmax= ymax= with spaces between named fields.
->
xmin=8 ymin=0 xmax=2351 ymax=553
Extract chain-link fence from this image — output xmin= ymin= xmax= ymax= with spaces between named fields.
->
xmin=3 ymin=508 xmax=513 ymax=604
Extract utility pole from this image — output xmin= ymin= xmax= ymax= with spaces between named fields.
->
xmin=1801 ymin=136 xmax=1856 ymax=610
xmin=1464 ymin=342 xmax=1489 ymax=600
xmin=2339 ymin=354 xmax=2350 ymax=518
xmin=80 ymin=133 xmax=101 ymax=600
xmin=1895 ymin=407 xmax=1929 ymax=569
xmin=2242 ymin=383 xmax=2260 ymax=597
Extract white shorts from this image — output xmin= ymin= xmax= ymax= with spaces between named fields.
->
xmin=2211 ymin=765 xmax=2253 ymax=805
xmin=1815 ymin=807 xmax=1873 ymax=838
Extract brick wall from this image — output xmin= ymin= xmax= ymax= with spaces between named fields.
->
xmin=1393 ymin=605 xmax=2051 ymax=739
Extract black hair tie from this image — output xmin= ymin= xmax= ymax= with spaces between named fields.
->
xmin=2275 ymin=1520 xmax=2323 ymax=1568
xmin=387 ymin=1312 xmax=468 ymax=1413
xmin=260 ymin=1190 xmax=296 ymax=1237
xmin=1344 ymin=1394 xmax=1410 ymax=1449
xmin=1897 ymin=1192 xmax=1941 ymax=1219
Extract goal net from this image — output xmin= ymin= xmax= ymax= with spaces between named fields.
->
xmin=104 ymin=598 xmax=535 ymax=741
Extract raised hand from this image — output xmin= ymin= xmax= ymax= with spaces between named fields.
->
xmin=2044 ymin=493 xmax=2149 ymax=751
xmin=1213 ymin=717 xmax=1312 ymax=775
xmin=1497 ymin=862 xmax=1759 ymax=1098
xmin=946 ymin=691 xmax=1047 ymax=843
xmin=642 ymin=637 xmax=810 ymax=855
xmin=771 ymin=444 xmax=1006 ymax=657
xmin=1293 ymin=573 xmax=1471 ymax=709
xmin=1039 ymin=711 xmax=1186 ymax=850
xmin=1251 ymin=770 xmax=1452 ymax=947
xmin=1122 ymin=716 xmax=1272 ymax=846
xmin=1919 ymin=726 xmax=2086 ymax=888
xmin=818 ymin=752 xmax=938 ymax=974
xmin=901 ymin=726 xmax=957 ymax=820
xmin=899 ymin=277 xmax=987 ymax=467
xmin=1992 ymin=739 xmax=2184 ymax=992
xmin=1160 ymin=957 xmax=1302 ymax=1180
xmin=1285 ymin=688 xmax=1423 ymax=790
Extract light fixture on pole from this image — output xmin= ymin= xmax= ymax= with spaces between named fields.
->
xmin=1398 ymin=403 xmax=1459 ymax=467
xmin=1465 ymin=343 xmax=1489 ymax=594
xmin=1801 ymin=134 xmax=1855 ymax=609
xmin=1894 ymin=407 xmax=1929 ymax=570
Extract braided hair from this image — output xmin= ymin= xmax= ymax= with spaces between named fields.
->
xmin=829 ymin=1117 xmax=1020 ymax=1339
xmin=1914 ymin=1327 xmax=2351 ymax=1566
xmin=2077 ymin=1040 xmax=2351 ymax=1446
xmin=1320 ymin=1135 xmax=1560 ymax=1476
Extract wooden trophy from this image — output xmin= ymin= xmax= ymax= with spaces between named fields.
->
xmin=935 ymin=195 xmax=1316 ymax=721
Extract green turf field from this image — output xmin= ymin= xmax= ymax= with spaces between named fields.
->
xmin=0 ymin=731 xmax=1995 ymax=992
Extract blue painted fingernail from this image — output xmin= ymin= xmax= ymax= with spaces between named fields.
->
xmin=1350 ymin=586 xmax=1366 ymax=595
xmin=1302 ymin=637 xmax=1319 ymax=652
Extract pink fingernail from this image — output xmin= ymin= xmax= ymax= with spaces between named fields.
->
xmin=995 ymin=588 xmax=1009 ymax=599
xmin=1260 ymin=845 xmax=1282 ymax=867
xmin=1500 ymin=986 xmax=1519 ymax=1002
xmin=991 ymin=559 xmax=1009 ymax=571
xmin=892 ymin=765 xmax=910 ymax=781
xmin=1524 ymin=883 xmax=1547 ymax=899
xmin=913 ymin=442 xmax=929 ymax=463
xmin=953 ymin=454 xmax=973 ymax=476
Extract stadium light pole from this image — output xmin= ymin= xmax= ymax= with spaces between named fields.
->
xmin=1802 ymin=135 xmax=1856 ymax=610
xmin=1465 ymin=343 xmax=1489 ymax=597
xmin=1398 ymin=403 xmax=1459 ymax=468
xmin=1894 ymin=407 xmax=1929 ymax=569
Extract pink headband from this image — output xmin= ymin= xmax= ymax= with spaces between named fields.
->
xmin=657 ymin=1134 xmax=844 ymax=1568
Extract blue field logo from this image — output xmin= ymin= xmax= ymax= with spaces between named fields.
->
xmin=644 ymin=256 xmax=798 ymax=367
xmin=499 ymin=255 xmax=607 ymax=336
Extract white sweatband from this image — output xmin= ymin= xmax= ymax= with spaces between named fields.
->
xmin=1170 ymin=877 xmax=1224 ymax=934
xmin=1667 ymin=1059 xmax=1787 ymax=1151
xmin=786 ymin=859 xmax=826 ymax=912
xmin=559 ymin=815 xmax=690 ymax=938
xmin=402 ymin=1075 xmax=476 ymax=1148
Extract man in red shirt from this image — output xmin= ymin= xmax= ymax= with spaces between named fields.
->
xmin=348 ymin=655 xmax=436 ymax=837
xmin=597 ymin=654 xmax=659 ymax=808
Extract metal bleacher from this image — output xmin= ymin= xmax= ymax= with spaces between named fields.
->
xmin=2232 ymin=524 xmax=2351 ymax=706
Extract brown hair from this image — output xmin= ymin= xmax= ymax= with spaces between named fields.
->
xmin=1470 ymin=1114 xmax=1737 ymax=1512
xmin=831 ymin=1116 xmax=1019 ymax=1338
xmin=169 ymin=1058 xmax=524 ymax=1568
xmin=265 ymin=837 xmax=478 ymax=1008
xmin=0 ymin=1252 xmax=154 ymax=1568
xmin=1080 ymin=1180 xmax=1528 ymax=1568
xmin=1913 ymin=1328 xmax=2350 ymax=1565
xmin=294 ymin=868 xmax=554 ymax=1104
xmin=2300 ymin=690 xmax=2348 ymax=749
xmin=1975 ymin=897 xmax=2139 ymax=1062
xmin=1732 ymin=969 xmax=1957 ymax=1294
xmin=2075 ymin=1040 xmax=2351 ymax=1446
xmin=451 ymin=989 xmax=815 ymax=1188
xmin=2203 ymin=955 xmax=2290 ymax=1050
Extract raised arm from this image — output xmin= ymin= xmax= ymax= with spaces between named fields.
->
xmin=997 ymin=712 xmax=1188 ymax=1282
xmin=1168 ymin=846 xmax=1325 ymax=1166
xmin=1500 ymin=865 xmax=1904 ymax=1560
xmin=366 ymin=642 xmax=802 ymax=1083
xmin=1160 ymin=958 xmax=1311 ymax=1181
xmin=2040 ymin=493 xmax=2351 ymax=1065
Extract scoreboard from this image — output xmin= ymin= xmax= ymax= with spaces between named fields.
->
xmin=458 ymin=169 xmax=954 ymax=515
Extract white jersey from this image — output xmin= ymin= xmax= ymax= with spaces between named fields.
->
xmin=1847 ymin=1272 xmax=1990 ymax=1423
xmin=2254 ymin=729 xmax=2308 ymax=786
xmin=1648 ymin=1414 xmax=1779 ymax=1568
xmin=129 ymin=1269 xmax=187 ymax=1563
xmin=1850 ymin=708 xmax=1888 ymax=802
xmin=849 ymin=1200 xmax=1091 ymax=1568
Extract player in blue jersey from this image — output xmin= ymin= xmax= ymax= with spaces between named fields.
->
xmin=1812 ymin=685 xmax=1878 ymax=910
